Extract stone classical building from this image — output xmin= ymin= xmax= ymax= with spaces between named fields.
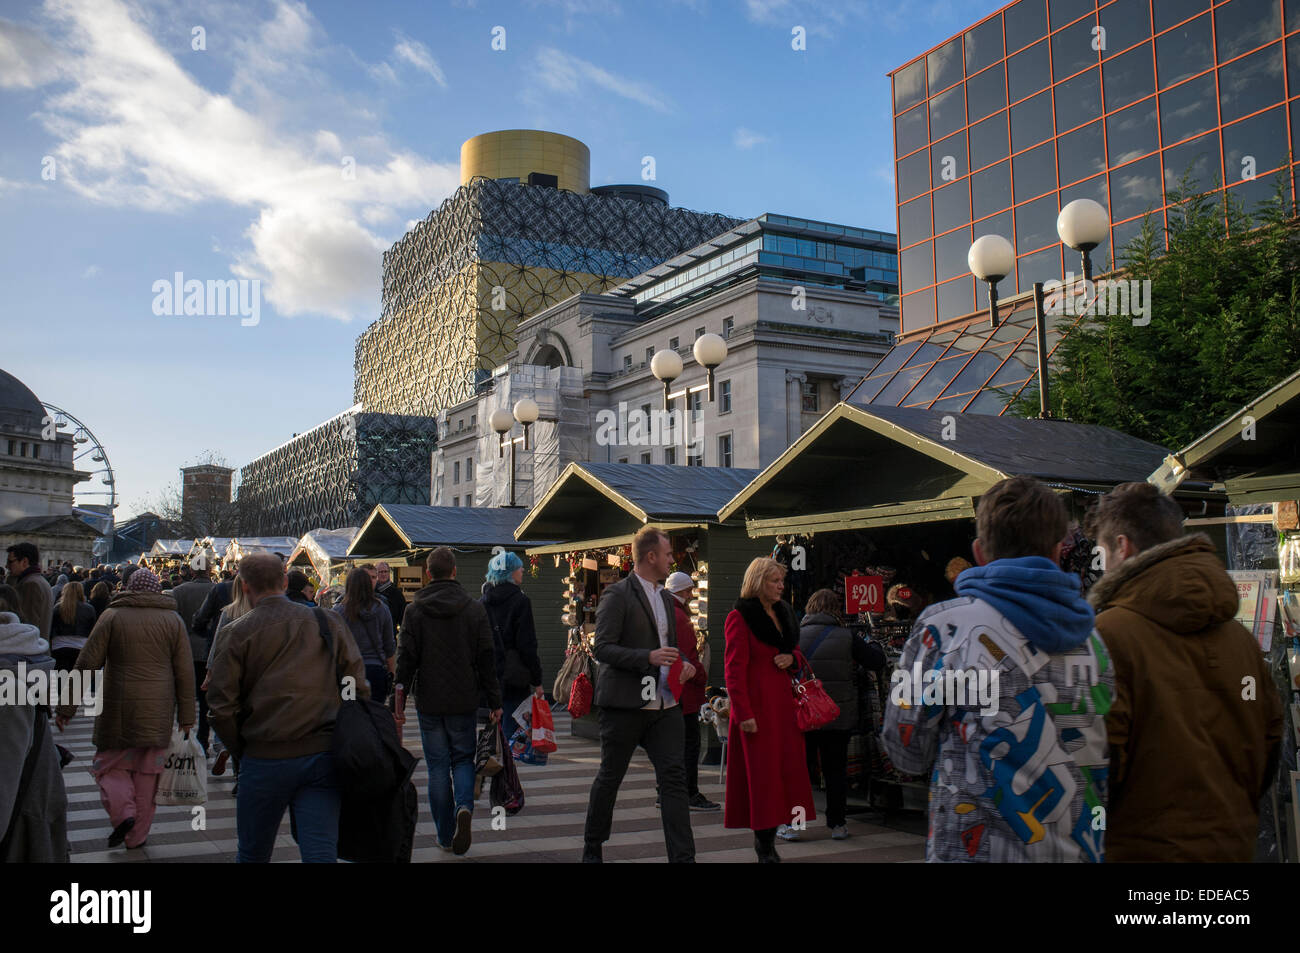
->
xmin=0 ymin=368 xmax=97 ymax=566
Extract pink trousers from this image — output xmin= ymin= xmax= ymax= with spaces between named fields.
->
xmin=97 ymin=769 xmax=160 ymax=848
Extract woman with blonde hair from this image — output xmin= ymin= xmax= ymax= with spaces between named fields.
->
xmin=723 ymin=556 xmax=815 ymax=862
xmin=50 ymin=580 xmax=96 ymax=672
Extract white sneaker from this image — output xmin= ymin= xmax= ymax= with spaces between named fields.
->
xmin=830 ymin=825 xmax=850 ymax=840
xmin=776 ymin=824 xmax=801 ymax=841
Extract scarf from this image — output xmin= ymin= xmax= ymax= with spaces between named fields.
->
xmin=733 ymin=596 xmax=798 ymax=653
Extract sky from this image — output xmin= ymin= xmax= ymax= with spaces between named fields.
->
xmin=0 ymin=0 xmax=993 ymax=520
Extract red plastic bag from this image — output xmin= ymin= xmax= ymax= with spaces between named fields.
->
xmin=568 ymin=671 xmax=592 ymax=719
xmin=530 ymin=697 xmax=557 ymax=754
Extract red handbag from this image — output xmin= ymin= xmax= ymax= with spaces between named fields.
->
xmin=568 ymin=671 xmax=593 ymax=719
xmin=790 ymin=653 xmax=840 ymax=732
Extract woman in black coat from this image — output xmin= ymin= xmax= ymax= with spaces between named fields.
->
xmin=481 ymin=552 xmax=544 ymax=736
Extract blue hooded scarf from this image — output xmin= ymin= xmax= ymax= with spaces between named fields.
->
xmin=953 ymin=556 xmax=1094 ymax=652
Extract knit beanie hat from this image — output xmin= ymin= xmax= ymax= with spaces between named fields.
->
xmin=128 ymin=568 xmax=162 ymax=593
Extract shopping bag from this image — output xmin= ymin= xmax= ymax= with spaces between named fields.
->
xmin=511 ymin=696 xmax=533 ymax=731
xmin=489 ymin=722 xmax=525 ymax=815
xmin=509 ymin=725 xmax=548 ymax=766
xmin=530 ymin=697 xmax=557 ymax=754
xmin=475 ymin=720 xmax=503 ymax=778
xmin=568 ymin=671 xmax=592 ymax=718
xmin=155 ymin=728 xmax=207 ymax=806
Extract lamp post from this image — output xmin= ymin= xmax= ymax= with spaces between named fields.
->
xmin=650 ymin=334 xmax=729 ymax=464
xmin=490 ymin=397 xmax=540 ymax=507
xmin=967 ymin=198 xmax=1109 ymax=419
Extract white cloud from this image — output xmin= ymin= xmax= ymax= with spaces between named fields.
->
xmin=81 ymin=264 xmax=100 ymax=278
xmin=392 ymin=33 xmax=446 ymax=86
xmin=734 ymin=127 xmax=769 ymax=149
xmin=534 ymin=47 xmax=671 ymax=113
xmin=23 ymin=0 xmax=459 ymax=321
xmin=0 ymin=16 xmax=63 ymax=87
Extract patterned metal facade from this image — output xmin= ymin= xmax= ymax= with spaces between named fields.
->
xmin=237 ymin=410 xmax=438 ymax=537
xmin=354 ymin=176 xmax=744 ymax=416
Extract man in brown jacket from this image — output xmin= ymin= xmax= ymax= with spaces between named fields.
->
xmin=5 ymin=543 xmax=53 ymax=642
xmin=1087 ymin=482 xmax=1284 ymax=861
xmin=207 ymin=553 xmax=368 ymax=863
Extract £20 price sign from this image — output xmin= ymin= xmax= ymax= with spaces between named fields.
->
xmin=844 ymin=575 xmax=884 ymax=614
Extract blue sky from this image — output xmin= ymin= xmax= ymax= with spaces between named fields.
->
xmin=0 ymin=0 xmax=991 ymax=519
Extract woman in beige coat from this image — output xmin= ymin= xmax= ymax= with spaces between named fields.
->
xmin=55 ymin=569 xmax=194 ymax=850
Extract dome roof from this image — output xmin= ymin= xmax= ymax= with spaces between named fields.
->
xmin=0 ymin=367 xmax=46 ymax=429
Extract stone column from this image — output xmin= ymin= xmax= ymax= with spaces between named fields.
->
xmin=785 ymin=372 xmax=807 ymax=445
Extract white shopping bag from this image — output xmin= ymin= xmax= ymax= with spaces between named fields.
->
xmin=511 ymin=697 xmax=533 ymax=729
xmin=155 ymin=728 xmax=208 ymax=806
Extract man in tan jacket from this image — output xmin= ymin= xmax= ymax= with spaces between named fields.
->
xmin=1087 ymin=482 xmax=1284 ymax=861
xmin=207 ymin=553 xmax=368 ymax=863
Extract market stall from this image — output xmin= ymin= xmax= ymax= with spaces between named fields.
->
xmin=347 ymin=504 xmax=565 ymax=671
xmin=1150 ymin=368 xmax=1300 ymax=862
xmin=514 ymin=461 xmax=771 ymax=740
xmin=224 ymin=536 xmax=300 ymax=568
xmin=187 ymin=536 xmax=231 ymax=575
xmin=142 ymin=538 xmax=191 ymax=574
xmin=288 ymin=527 xmax=359 ymax=588
xmin=718 ymin=400 xmax=1221 ymax=812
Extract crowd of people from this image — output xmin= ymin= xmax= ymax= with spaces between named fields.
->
xmin=0 ymin=474 xmax=1287 ymax=863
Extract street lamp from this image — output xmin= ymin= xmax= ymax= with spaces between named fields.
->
xmin=967 ymin=200 xmax=1111 ymax=419
xmin=491 ymin=397 xmax=542 ymax=506
xmin=651 ymin=335 xmax=729 ymax=465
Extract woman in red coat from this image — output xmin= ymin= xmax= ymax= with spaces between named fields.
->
xmin=724 ymin=556 xmax=815 ymax=862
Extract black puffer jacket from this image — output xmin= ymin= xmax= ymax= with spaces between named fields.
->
xmin=797 ymin=612 xmax=886 ymax=732
xmin=395 ymin=579 xmax=500 ymax=715
xmin=481 ymin=582 xmax=543 ymax=688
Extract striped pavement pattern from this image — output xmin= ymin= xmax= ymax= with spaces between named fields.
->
xmin=58 ymin=703 xmax=926 ymax=863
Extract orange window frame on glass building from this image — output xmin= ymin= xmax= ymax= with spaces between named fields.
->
xmin=862 ymin=0 xmax=1300 ymax=416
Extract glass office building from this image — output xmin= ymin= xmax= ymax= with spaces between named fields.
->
xmin=891 ymin=0 xmax=1300 ymax=335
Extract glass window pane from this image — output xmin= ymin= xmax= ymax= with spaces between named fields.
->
xmin=972 ymin=160 xmax=1013 ymax=218
xmin=1290 ymin=35 xmax=1300 ymax=97
xmin=1223 ymin=105 xmax=1288 ymax=185
xmin=1159 ymin=71 xmax=1218 ymax=145
xmin=1153 ymin=0 xmax=1210 ymax=33
xmin=1217 ymin=42 xmax=1284 ymax=124
xmin=1014 ymin=140 xmax=1058 ymax=200
xmin=895 ymin=103 xmax=929 ymax=158
xmin=1111 ymin=216 xmax=1159 ymax=263
xmin=973 ymin=209 xmax=1015 ymax=245
xmin=1106 ymin=98 xmax=1158 ymax=165
xmin=1015 ymin=192 xmax=1061 ymax=251
xmin=895 ymin=59 xmax=926 ymax=113
xmin=902 ymin=240 xmax=935 ymax=290
xmin=966 ymin=63 xmax=1007 ymax=121
xmin=1102 ymin=41 xmax=1154 ymax=111
xmin=900 ymin=287 xmax=936 ymax=334
xmin=1016 ymin=245 xmax=1063 ymax=293
xmin=1289 ymin=0 xmax=1300 ymax=33
xmin=935 ymin=226 xmax=974 ymax=281
xmin=898 ymin=194 xmax=933 ymax=247
xmin=1011 ymin=89 xmax=1054 ymax=151
xmin=1054 ymin=66 xmax=1101 ymax=133
xmin=1009 ymin=39 xmax=1052 ymax=101
xmin=937 ymin=277 xmax=977 ymax=322
xmin=1215 ymin=0 xmax=1282 ymax=63
xmin=932 ymin=132 xmax=969 ymax=183
xmin=1162 ymin=130 xmax=1223 ymax=198
xmin=1226 ymin=174 xmax=1287 ymax=229
xmin=969 ymin=111 xmax=1010 ymax=170
xmin=1005 ymin=0 xmax=1049 ymax=54
xmin=1109 ymin=154 xmax=1164 ymax=221
xmin=967 ymin=16 xmax=1005 ymax=74
xmin=929 ymin=37 xmax=964 ymax=95
xmin=933 ymin=178 xmax=972 ymax=233
xmin=897 ymin=148 xmax=930 ymax=202
xmin=929 ymin=85 xmax=967 ymax=141
xmin=1099 ymin=0 xmax=1153 ymax=59
xmin=1053 ymin=17 xmax=1098 ymax=80
xmin=1050 ymin=0 xmax=1095 ymax=28
xmin=1156 ymin=13 xmax=1213 ymax=88
xmin=1058 ymin=119 xmax=1106 ymax=185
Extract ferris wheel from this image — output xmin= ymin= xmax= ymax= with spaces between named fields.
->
xmin=40 ymin=402 xmax=116 ymax=536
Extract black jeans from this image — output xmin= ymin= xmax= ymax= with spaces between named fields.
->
xmin=682 ymin=712 xmax=702 ymax=798
xmin=194 ymin=660 xmax=210 ymax=751
xmin=805 ymin=728 xmax=851 ymax=827
xmin=584 ymin=705 xmax=695 ymax=862
xmin=52 ymin=647 xmax=81 ymax=673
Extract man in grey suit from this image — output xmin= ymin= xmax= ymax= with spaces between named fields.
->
xmin=582 ymin=526 xmax=696 ymax=863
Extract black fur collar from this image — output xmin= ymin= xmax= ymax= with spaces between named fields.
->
xmin=734 ymin=597 xmax=798 ymax=652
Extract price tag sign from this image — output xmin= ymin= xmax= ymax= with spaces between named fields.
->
xmin=844 ymin=574 xmax=884 ymax=614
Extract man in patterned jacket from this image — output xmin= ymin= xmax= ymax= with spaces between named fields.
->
xmin=882 ymin=475 xmax=1113 ymax=862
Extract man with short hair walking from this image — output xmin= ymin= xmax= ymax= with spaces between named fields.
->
xmin=583 ymin=526 xmax=696 ymax=863
xmin=395 ymin=547 xmax=501 ymax=856
xmin=5 ymin=543 xmax=53 ymax=641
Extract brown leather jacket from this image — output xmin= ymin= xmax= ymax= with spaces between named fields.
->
xmin=57 ymin=591 xmax=195 ymax=751
xmin=1090 ymin=534 xmax=1284 ymax=862
xmin=207 ymin=594 xmax=368 ymax=760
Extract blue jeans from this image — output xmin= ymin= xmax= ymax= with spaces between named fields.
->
xmin=236 ymin=751 xmax=340 ymax=863
xmin=417 ymin=712 xmax=478 ymax=846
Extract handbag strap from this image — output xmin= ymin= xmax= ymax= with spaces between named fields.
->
xmin=793 ymin=625 xmax=834 ymax=684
